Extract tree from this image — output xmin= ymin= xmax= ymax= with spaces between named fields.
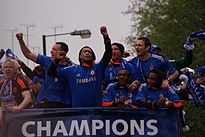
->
xmin=124 ymin=0 xmax=205 ymax=68
xmin=124 ymin=0 xmax=205 ymax=136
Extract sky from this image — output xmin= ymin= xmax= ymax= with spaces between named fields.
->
xmin=0 ymin=0 xmax=134 ymax=68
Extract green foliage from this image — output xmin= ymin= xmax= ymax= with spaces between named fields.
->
xmin=124 ymin=0 xmax=205 ymax=136
xmin=181 ymin=101 xmax=205 ymax=137
xmin=124 ymin=0 xmax=205 ymax=69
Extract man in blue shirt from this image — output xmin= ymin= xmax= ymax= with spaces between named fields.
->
xmin=134 ymin=68 xmax=183 ymax=110
xmin=134 ymin=68 xmax=189 ymax=132
xmin=48 ymin=26 xmax=112 ymax=107
xmin=129 ymin=37 xmax=178 ymax=90
xmin=16 ymin=33 xmax=74 ymax=108
xmin=149 ymin=35 xmax=195 ymax=71
xmin=103 ymin=42 xmax=137 ymax=91
xmin=102 ymin=69 xmax=138 ymax=108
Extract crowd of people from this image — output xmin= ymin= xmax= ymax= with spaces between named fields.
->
xmin=0 ymin=26 xmax=205 ymax=132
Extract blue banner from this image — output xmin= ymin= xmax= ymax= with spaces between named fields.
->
xmin=1 ymin=108 xmax=179 ymax=137
xmin=186 ymin=72 xmax=205 ymax=108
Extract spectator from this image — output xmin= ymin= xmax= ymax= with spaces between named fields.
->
xmin=16 ymin=33 xmax=75 ymax=108
xmin=48 ymin=26 xmax=112 ymax=107
xmin=102 ymin=69 xmax=138 ymax=108
xmin=0 ymin=58 xmax=31 ymax=113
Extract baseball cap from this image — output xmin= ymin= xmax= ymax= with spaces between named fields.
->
xmin=196 ymin=66 xmax=205 ymax=77
xmin=149 ymin=45 xmax=161 ymax=53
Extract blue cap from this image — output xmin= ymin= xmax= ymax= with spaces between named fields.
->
xmin=32 ymin=76 xmax=44 ymax=83
xmin=149 ymin=45 xmax=161 ymax=53
xmin=196 ymin=65 xmax=205 ymax=77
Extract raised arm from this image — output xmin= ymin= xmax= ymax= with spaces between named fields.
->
xmin=173 ymin=36 xmax=195 ymax=70
xmin=18 ymin=59 xmax=34 ymax=80
xmin=100 ymin=26 xmax=112 ymax=66
xmin=16 ymin=33 xmax=37 ymax=62
xmin=172 ymin=50 xmax=193 ymax=70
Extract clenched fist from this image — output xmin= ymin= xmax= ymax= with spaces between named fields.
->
xmin=100 ymin=26 xmax=108 ymax=36
xmin=16 ymin=33 xmax=23 ymax=40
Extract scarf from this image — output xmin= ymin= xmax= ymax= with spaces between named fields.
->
xmin=184 ymin=30 xmax=205 ymax=50
xmin=190 ymin=30 xmax=205 ymax=40
xmin=0 ymin=80 xmax=12 ymax=96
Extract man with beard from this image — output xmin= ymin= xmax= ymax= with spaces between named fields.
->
xmin=16 ymin=33 xmax=75 ymax=108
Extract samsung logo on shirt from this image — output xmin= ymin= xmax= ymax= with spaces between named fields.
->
xmin=76 ymin=77 xmax=96 ymax=83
